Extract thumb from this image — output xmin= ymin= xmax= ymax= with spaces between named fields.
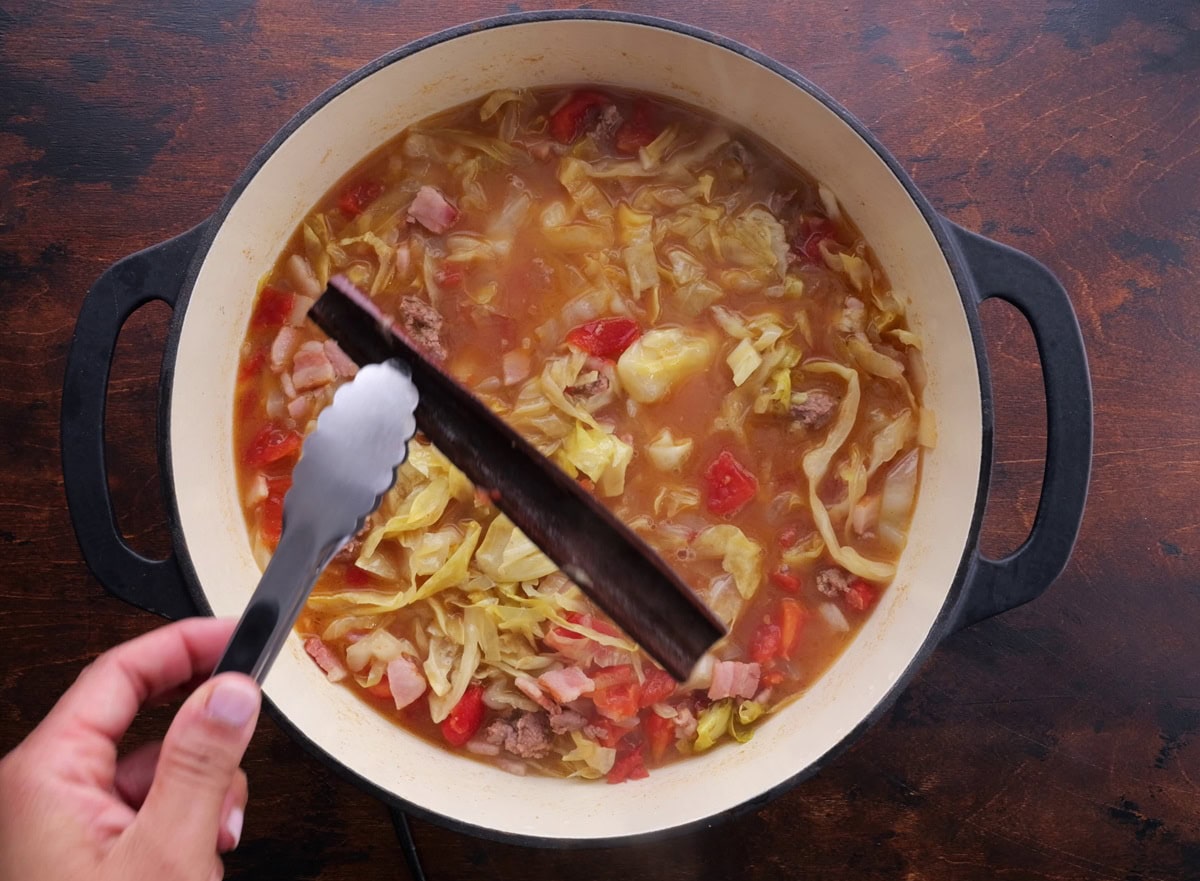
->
xmin=132 ymin=674 xmax=260 ymax=865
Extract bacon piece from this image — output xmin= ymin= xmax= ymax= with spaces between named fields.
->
xmin=707 ymin=660 xmax=761 ymax=701
xmin=514 ymin=673 xmax=556 ymax=712
xmin=323 ymin=339 xmax=358 ymax=378
xmin=386 ymin=657 xmax=427 ymax=710
xmin=537 ymin=666 xmax=595 ymax=704
xmin=270 ymin=326 xmax=299 ymax=372
xmin=407 ymin=185 xmax=460 ymax=234
xmin=291 ymin=340 xmax=335 ymax=392
xmin=286 ymin=395 xmax=312 ymax=423
xmin=304 ymin=637 xmax=347 ymax=683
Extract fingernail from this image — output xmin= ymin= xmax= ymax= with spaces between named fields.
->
xmin=205 ymin=677 xmax=259 ymax=728
xmin=224 ymin=807 xmax=244 ymax=849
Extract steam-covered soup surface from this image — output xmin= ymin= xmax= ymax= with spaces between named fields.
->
xmin=234 ymin=87 xmax=934 ymax=782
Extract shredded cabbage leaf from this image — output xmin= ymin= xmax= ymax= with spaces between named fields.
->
xmin=617 ymin=328 xmax=714 ymax=403
xmin=801 ymin=362 xmax=896 ymax=581
xmin=694 ymin=525 xmax=763 ymax=599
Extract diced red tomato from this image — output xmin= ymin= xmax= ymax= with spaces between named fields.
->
xmin=607 ymin=747 xmax=649 ymax=784
xmin=549 ymin=90 xmax=611 ymax=143
xmin=844 ymin=580 xmax=876 ymax=612
xmin=440 ymin=684 xmax=486 ymax=747
xmin=592 ymin=665 xmax=641 ymax=721
xmin=638 ymin=667 xmax=676 ymax=708
xmin=643 ymin=712 xmax=674 ymax=764
xmin=770 ymin=566 xmax=802 ymax=593
xmin=244 ymin=424 xmax=303 ymax=468
xmin=778 ymin=598 xmax=808 ymax=657
xmin=365 ymin=677 xmax=392 ymax=700
xmin=250 ymin=286 xmax=294 ymax=330
xmin=749 ymin=622 xmax=783 ymax=665
xmin=238 ymin=350 xmax=266 ymax=382
xmin=338 ymin=180 xmax=384 ymax=218
xmin=777 ymin=526 xmax=800 ymax=549
xmin=592 ymin=665 xmax=637 ymax=690
xmin=565 ymin=317 xmax=641 ymax=360
xmin=587 ymin=718 xmax=628 ymax=749
xmin=614 ymin=99 xmax=658 ymax=155
xmin=703 ymin=450 xmax=759 ymax=516
xmin=258 ymin=475 xmax=291 ymax=546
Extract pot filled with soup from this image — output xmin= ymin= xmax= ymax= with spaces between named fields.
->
xmin=62 ymin=12 xmax=1091 ymax=844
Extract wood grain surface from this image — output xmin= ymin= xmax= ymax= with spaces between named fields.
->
xmin=2 ymin=1 xmax=1198 ymax=878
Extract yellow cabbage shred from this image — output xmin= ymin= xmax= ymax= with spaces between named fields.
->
xmin=801 ymin=362 xmax=897 ymax=581
xmin=694 ymin=525 xmax=764 ymax=599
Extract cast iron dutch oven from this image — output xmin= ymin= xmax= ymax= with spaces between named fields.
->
xmin=60 ymin=12 xmax=1092 ymax=846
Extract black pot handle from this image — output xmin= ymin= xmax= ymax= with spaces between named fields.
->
xmin=61 ymin=223 xmax=209 ymax=621
xmin=946 ymin=220 xmax=1092 ymax=630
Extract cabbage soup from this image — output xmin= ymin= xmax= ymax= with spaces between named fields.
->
xmin=233 ymin=86 xmax=935 ymax=782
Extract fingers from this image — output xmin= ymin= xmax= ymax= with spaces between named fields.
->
xmin=217 ymin=770 xmax=249 ymax=853
xmin=117 ymin=745 xmax=248 ymax=849
xmin=114 ymin=741 xmax=163 ymax=809
xmin=131 ymin=673 xmax=260 ymax=867
xmin=38 ymin=618 xmax=237 ymax=751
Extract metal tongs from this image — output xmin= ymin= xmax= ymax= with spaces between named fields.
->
xmin=216 ymin=275 xmax=724 ymax=683
xmin=214 ymin=360 xmax=418 ymax=680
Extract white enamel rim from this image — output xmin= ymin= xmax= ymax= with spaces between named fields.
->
xmin=164 ymin=14 xmax=987 ymax=844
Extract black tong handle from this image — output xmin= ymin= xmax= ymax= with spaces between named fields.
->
xmin=310 ymin=277 xmax=724 ymax=681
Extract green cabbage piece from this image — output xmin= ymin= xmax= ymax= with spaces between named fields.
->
xmin=753 ymin=367 xmax=792 ymax=415
xmin=563 ymin=731 xmax=617 ymax=778
xmin=888 ymin=328 xmax=922 ymax=349
xmin=653 ymin=485 xmax=701 ymax=518
xmin=479 ymin=89 xmax=523 ymax=121
xmin=423 ymin=634 xmax=456 ymax=697
xmin=866 ymin=409 xmax=915 ymax=479
xmin=427 ymin=605 xmax=486 ymax=723
xmin=558 ymin=157 xmax=614 ymax=222
xmin=538 ymin=349 xmax=601 ymax=429
xmin=540 ymin=201 xmax=614 ymax=253
xmin=848 ymin=336 xmax=905 ymax=380
xmin=475 ymin=515 xmax=558 ymax=583
xmin=726 ymin=338 xmax=763 ymax=387
xmin=444 ymin=233 xmax=497 ymax=266
xmin=346 ymin=629 xmax=415 ymax=689
xmin=423 ymin=128 xmax=526 ymax=165
xmin=720 ymin=207 xmax=788 ymax=280
xmin=485 ymin=190 xmax=533 ymax=258
xmin=694 ymin=699 xmax=733 ymax=751
xmin=557 ymin=421 xmax=633 ymax=497
xmin=730 ymin=700 xmax=764 ymax=743
xmin=619 ymin=203 xmax=659 ymax=298
xmin=694 ymin=525 xmax=763 ymax=599
xmin=410 ymin=521 xmax=482 ymax=603
xmin=303 ymin=215 xmax=332 ymax=288
xmin=616 ymin=327 xmax=714 ymax=403
xmin=637 ymin=123 xmax=680 ymax=170
xmin=820 ymin=240 xmax=873 ymax=293
xmin=646 ymin=428 xmax=693 ymax=472
xmin=781 ymin=531 xmax=825 ymax=568
xmin=321 ymin=614 xmax=392 ymax=642
xmin=801 ymin=362 xmax=896 ymax=581
xmin=402 ymin=527 xmax=458 ymax=576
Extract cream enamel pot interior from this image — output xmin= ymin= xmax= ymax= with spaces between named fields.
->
xmin=61 ymin=12 xmax=1091 ymax=846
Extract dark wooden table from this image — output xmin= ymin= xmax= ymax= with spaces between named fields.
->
xmin=3 ymin=1 xmax=1198 ymax=878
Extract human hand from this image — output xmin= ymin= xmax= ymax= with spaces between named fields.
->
xmin=0 ymin=618 xmax=260 ymax=881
